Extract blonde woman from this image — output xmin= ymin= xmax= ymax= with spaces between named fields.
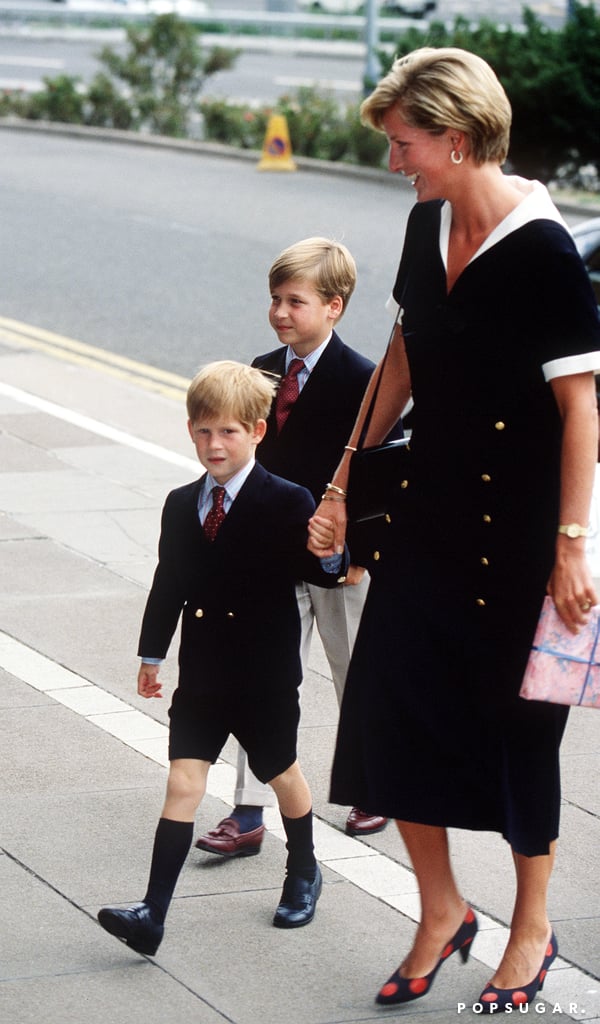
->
xmin=309 ymin=48 xmax=600 ymax=1012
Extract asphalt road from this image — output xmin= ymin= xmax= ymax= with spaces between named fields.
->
xmin=0 ymin=128 xmax=416 ymax=376
xmin=0 ymin=36 xmax=366 ymax=102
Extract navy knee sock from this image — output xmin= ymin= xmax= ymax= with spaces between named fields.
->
xmin=281 ymin=809 xmax=316 ymax=883
xmin=230 ymin=804 xmax=264 ymax=832
xmin=143 ymin=818 xmax=194 ymax=924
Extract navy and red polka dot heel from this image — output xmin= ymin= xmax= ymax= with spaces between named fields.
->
xmin=375 ymin=906 xmax=478 ymax=1006
xmin=478 ymin=930 xmax=558 ymax=1014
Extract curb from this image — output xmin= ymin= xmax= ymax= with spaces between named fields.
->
xmin=0 ymin=115 xmax=408 ymax=187
xmin=1 ymin=115 xmax=598 ymax=214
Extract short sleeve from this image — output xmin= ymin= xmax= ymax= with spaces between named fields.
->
xmin=525 ymin=222 xmax=600 ymax=380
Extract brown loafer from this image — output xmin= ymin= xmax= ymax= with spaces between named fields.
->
xmin=345 ymin=807 xmax=388 ymax=837
xmin=195 ymin=817 xmax=265 ymax=858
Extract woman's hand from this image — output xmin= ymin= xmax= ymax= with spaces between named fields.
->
xmin=308 ymin=500 xmax=347 ymax=557
xmin=547 ymin=539 xmax=598 ymax=633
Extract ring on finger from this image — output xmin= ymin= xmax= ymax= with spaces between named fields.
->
xmin=581 ymin=600 xmax=592 ymax=612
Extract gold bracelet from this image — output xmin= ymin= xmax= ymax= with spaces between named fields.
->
xmin=325 ymin=482 xmax=347 ymax=497
xmin=344 ymin=445 xmax=358 ymax=452
xmin=321 ymin=493 xmax=346 ymax=503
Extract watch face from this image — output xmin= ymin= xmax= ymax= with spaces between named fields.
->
xmin=559 ymin=523 xmax=587 ymax=538
xmin=564 ymin=524 xmax=586 ymax=538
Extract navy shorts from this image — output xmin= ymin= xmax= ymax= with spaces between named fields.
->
xmin=168 ymin=685 xmax=300 ymax=783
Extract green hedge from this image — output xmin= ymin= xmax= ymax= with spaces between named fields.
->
xmin=381 ymin=3 xmax=600 ymax=184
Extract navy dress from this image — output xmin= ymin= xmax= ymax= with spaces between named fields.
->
xmin=330 ymin=193 xmax=600 ymax=856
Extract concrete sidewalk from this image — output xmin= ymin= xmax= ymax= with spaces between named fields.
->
xmin=1 ymin=324 xmax=599 ymax=1024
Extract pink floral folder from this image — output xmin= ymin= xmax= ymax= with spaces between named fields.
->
xmin=520 ymin=596 xmax=600 ymax=709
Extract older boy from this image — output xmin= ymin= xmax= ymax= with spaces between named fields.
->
xmin=97 ymin=361 xmax=346 ymax=956
xmin=196 ymin=238 xmax=400 ymax=858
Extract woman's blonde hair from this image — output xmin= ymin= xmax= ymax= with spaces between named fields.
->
xmin=187 ymin=360 xmax=276 ymax=429
xmin=269 ymin=236 xmax=357 ymax=316
xmin=360 ymin=47 xmax=512 ymax=166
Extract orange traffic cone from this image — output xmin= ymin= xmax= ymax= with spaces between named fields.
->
xmin=257 ymin=113 xmax=297 ymax=172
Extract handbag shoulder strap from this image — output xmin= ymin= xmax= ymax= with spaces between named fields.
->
xmin=357 ymin=281 xmax=407 ymax=450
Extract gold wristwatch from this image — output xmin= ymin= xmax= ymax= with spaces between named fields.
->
xmin=558 ymin=523 xmax=589 ymax=538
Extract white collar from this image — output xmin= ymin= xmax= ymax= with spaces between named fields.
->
xmin=439 ymin=178 xmax=567 ymax=270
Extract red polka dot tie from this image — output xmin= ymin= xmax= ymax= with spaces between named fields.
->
xmin=203 ymin=485 xmax=226 ymax=541
xmin=275 ymin=358 xmax=305 ymax=433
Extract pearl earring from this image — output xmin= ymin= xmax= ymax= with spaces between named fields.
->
xmin=450 ymin=149 xmax=463 ymax=165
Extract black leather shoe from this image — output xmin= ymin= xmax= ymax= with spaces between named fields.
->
xmin=97 ymin=901 xmax=164 ymax=956
xmin=273 ymin=865 xmax=322 ymax=929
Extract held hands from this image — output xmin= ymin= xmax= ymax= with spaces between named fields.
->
xmin=307 ymin=513 xmax=338 ymax=556
xmin=138 ymin=663 xmax=163 ymax=699
xmin=547 ymin=539 xmax=598 ymax=634
xmin=308 ymin=499 xmax=347 ymax=558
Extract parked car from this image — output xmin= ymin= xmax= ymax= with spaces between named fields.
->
xmin=572 ymin=217 xmax=600 ymax=307
xmin=297 ymin=0 xmax=436 ymax=14
xmin=381 ymin=0 xmax=437 ymax=16
xmin=296 ymin=0 xmax=365 ymax=11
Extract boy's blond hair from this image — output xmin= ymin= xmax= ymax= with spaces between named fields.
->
xmin=187 ymin=360 xmax=276 ymax=430
xmin=268 ymin=237 xmax=357 ymax=318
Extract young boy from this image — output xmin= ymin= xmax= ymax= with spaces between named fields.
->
xmin=97 ymin=360 xmax=346 ymax=956
xmin=196 ymin=238 xmax=402 ymax=860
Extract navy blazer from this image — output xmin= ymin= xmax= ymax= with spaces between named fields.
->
xmin=252 ymin=331 xmax=402 ymax=565
xmin=252 ymin=331 xmax=375 ymax=503
xmin=138 ymin=463 xmax=348 ymax=695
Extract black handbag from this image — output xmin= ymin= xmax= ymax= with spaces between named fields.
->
xmin=346 ymin=309 xmax=410 ymax=525
xmin=346 ymin=437 xmax=409 ymax=523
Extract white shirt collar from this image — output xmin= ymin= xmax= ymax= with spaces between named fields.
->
xmin=285 ymin=332 xmax=332 ymax=374
xmin=203 ymin=457 xmax=255 ymax=504
xmin=439 ymin=178 xmax=567 ymax=271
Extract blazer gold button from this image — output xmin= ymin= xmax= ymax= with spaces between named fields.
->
xmin=481 ymin=474 xmax=491 ymax=482
xmin=385 ymin=514 xmax=392 ymax=523
xmin=494 ymin=421 xmax=505 ymax=431
xmin=227 ymin=611 xmax=235 ymax=618
xmin=337 ymin=576 xmax=347 ymax=584
xmin=476 ymin=598 xmax=486 ymax=606
xmin=195 ymin=609 xmax=204 ymax=618
xmin=400 ymin=479 xmax=408 ymax=489
xmin=373 ymin=551 xmax=381 ymax=561
xmin=483 ymin=514 xmax=492 ymax=523
xmin=480 ymin=557 xmax=489 ymax=566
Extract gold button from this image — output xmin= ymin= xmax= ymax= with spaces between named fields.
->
xmin=373 ymin=551 xmax=381 ymax=561
xmin=227 ymin=611 xmax=235 ymax=619
xmin=385 ymin=514 xmax=392 ymax=523
xmin=494 ymin=421 xmax=505 ymax=431
xmin=476 ymin=598 xmax=486 ymax=606
xmin=481 ymin=474 xmax=491 ymax=483
xmin=337 ymin=576 xmax=347 ymax=584
xmin=194 ymin=609 xmax=204 ymax=618
xmin=480 ymin=557 xmax=489 ymax=566
xmin=483 ymin=514 xmax=492 ymax=524
xmin=400 ymin=479 xmax=408 ymax=489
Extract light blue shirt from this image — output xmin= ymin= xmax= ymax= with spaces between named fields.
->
xmin=198 ymin=459 xmax=255 ymax=524
xmin=284 ymin=333 xmax=331 ymax=392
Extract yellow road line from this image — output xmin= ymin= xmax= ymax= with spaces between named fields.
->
xmin=0 ymin=316 xmax=190 ymax=402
